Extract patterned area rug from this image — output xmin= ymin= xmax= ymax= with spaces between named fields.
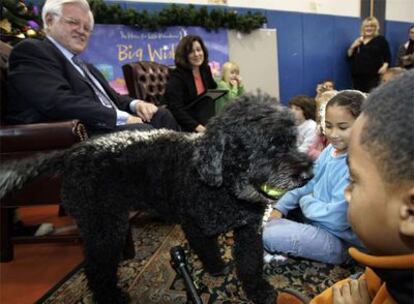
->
xmin=38 ymin=214 xmax=362 ymax=304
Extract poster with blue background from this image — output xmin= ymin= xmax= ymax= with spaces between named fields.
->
xmin=82 ymin=25 xmax=228 ymax=94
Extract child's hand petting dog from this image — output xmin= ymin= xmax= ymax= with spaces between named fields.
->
xmin=269 ymin=209 xmax=283 ymax=220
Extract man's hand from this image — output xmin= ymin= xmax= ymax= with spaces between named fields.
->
xmin=127 ymin=115 xmax=143 ymax=124
xmin=333 ymin=280 xmax=371 ymax=304
xmin=135 ymin=100 xmax=158 ymax=122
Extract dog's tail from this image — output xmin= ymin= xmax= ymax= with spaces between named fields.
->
xmin=0 ymin=150 xmax=67 ymax=199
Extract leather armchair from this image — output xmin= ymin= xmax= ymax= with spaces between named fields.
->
xmin=0 ymin=122 xmax=87 ymax=262
xmin=122 ymin=61 xmax=171 ymax=105
xmin=0 ymin=41 xmax=89 ymax=262
xmin=123 ymin=60 xmax=219 ymax=130
xmin=0 ymin=41 xmax=135 ymax=263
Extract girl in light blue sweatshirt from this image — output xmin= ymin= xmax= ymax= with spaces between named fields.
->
xmin=263 ymin=90 xmax=366 ymax=264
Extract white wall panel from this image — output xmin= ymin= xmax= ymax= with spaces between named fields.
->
xmin=228 ymin=29 xmax=279 ymax=99
xmin=385 ymin=0 xmax=414 ymax=23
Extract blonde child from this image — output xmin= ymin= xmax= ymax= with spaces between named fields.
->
xmin=315 ymin=79 xmax=335 ymax=105
xmin=308 ymin=90 xmax=339 ymax=160
xmin=263 ymin=90 xmax=366 ymax=265
xmin=215 ymin=61 xmax=245 ymax=113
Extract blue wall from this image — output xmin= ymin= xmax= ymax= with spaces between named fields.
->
xmin=264 ymin=10 xmax=359 ymax=103
xmin=33 ymin=0 xmax=411 ymax=104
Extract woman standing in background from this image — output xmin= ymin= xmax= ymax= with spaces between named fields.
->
xmin=347 ymin=16 xmax=391 ymax=92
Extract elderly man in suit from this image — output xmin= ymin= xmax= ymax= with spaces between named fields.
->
xmin=7 ymin=0 xmax=179 ymax=135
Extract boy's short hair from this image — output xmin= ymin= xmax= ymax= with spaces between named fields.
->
xmin=288 ymin=95 xmax=316 ymax=120
xmin=360 ymin=70 xmax=414 ymax=183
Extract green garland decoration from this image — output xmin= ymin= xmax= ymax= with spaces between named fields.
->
xmin=89 ymin=0 xmax=267 ymax=33
xmin=1 ymin=0 xmax=44 ymax=44
xmin=1 ymin=0 xmax=267 ymax=44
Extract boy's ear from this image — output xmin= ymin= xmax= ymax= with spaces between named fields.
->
xmin=399 ymin=186 xmax=414 ymax=237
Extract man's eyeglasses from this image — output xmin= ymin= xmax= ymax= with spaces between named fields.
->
xmin=61 ymin=16 xmax=92 ymax=34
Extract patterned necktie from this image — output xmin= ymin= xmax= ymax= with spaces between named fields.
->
xmin=72 ymin=56 xmax=115 ymax=109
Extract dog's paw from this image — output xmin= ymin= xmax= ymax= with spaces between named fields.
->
xmin=208 ymin=262 xmax=233 ymax=277
xmin=93 ymin=288 xmax=130 ymax=304
xmin=246 ymin=280 xmax=277 ymax=304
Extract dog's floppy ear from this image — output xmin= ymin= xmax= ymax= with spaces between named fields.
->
xmin=193 ymin=132 xmax=225 ymax=187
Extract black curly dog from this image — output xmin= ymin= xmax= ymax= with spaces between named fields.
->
xmin=1 ymin=94 xmax=312 ymax=304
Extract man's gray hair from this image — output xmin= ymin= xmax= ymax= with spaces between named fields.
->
xmin=42 ymin=0 xmax=94 ymax=30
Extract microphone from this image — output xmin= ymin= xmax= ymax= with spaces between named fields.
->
xmin=170 ymin=246 xmax=203 ymax=304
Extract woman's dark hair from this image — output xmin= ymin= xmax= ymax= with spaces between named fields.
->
xmin=288 ymin=95 xmax=316 ymax=120
xmin=326 ymin=90 xmax=366 ymax=118
xmin=174 ymin=35 xmax=209 ymax=70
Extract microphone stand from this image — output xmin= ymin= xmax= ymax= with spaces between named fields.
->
xmin=170 ymin=246 xmax=203 ymax=304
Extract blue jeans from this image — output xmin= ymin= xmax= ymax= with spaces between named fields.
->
xmin=262 ymin=218 xmax=351 ymax=265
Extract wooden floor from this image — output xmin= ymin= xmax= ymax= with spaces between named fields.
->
xmin=0 ymin=206 xmax=84 ymax=304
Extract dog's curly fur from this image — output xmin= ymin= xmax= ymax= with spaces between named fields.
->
xmin=1 ymin=94 xmax=312 ymax=304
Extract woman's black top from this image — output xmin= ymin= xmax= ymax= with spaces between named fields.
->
xmin=163 ymin=65 xmax=217 ymax=131
xmin=349 ymin=35 xmax=391 ymax=77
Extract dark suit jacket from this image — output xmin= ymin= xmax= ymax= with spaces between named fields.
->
xmin=7 ymin=38 xmax=133 ymax=132
xmin=163 ymin=65 xmax=217 ymax=131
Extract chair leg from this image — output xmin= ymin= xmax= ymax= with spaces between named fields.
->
xmin=58 ymin=205 xmax=67 ymax=217
xmin=0 ymin=207 xmax=15 ymax=262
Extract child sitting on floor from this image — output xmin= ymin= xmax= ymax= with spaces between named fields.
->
xmin=307 ymin=90 xmax=338 ymax=160
xmin=263 ymin=90 xmax=366 ymax=265
xmin=215 ymin=61 xmax=245 ymax=113
xmin=288 ymin=95 xmax=317 ymax=157
xmin=308 ymin=67 xmax=414 ymax=304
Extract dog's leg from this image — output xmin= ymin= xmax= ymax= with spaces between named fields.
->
xmin=233 ymin=224 xmax=276 ymax=304
xmin=182 ymin=223 xmax=229 ymax=275
xmin=77 ymin=210 xmax=130 ymax=304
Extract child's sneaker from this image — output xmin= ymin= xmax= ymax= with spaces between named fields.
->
xmin=263 ymin=252 xmax=288 ymax=265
